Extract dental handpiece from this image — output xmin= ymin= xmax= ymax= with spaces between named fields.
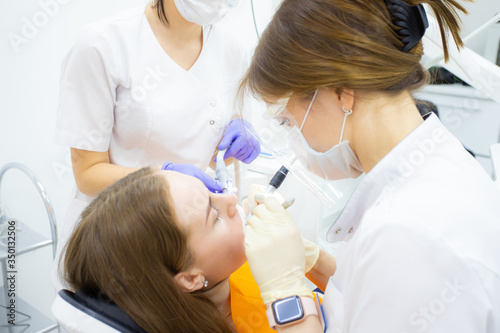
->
xmin=244 ymin=166 xmax=290 ymax=224
xmin=215 ymin=149 xmax=239 ymax=194
xmin=264 ymin=166 xmax=289 ymax=195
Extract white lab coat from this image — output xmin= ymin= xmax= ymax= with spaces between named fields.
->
xmin=322 ymin=114 xmax=500 ymax=332
xmin=53 ymin=5 xmax=248 ymax=288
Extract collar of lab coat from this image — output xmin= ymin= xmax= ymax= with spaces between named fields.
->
xmin=326 ymin=113 xmax=441 ymax=242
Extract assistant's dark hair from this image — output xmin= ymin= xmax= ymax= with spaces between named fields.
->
xmin=152 ymin=0 xmax=168 ymax=24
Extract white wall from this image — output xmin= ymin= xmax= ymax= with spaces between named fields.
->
xmin=1 ymin=0 xmax=149 ymax=322
xmin=0 ymin=0 xmax=280 ymax=322
xmin=458 ymin=0 xmax=500 ymax=55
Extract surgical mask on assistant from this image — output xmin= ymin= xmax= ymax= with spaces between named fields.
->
xmin=174 ymin=0 xmax=240 ymax=25
xmin=289 ymin=89 xmax=364 ymax=180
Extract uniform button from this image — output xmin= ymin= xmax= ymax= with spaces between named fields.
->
xmin=211 ymin=101 xmax=217 ymax=107
xmin=209 ymin=120 xmax=215 ymax=125
xmin=348 ymin=227 xmax=354 ymax=233
xmin=335 ymin=228 xmax=342 ymax=234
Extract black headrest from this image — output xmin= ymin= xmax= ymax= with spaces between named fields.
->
xmin=58 ymin=289 xmax=147 ymax=333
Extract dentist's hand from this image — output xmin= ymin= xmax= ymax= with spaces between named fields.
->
xmin=218 ymin=119 xmax=261 ymax=164
xmin=303 ymin=238 xmax=320 ymax=274
xmin=243 ymin=184 xmax=319 ymax=274
xmin=161 ymin=162 xmax=224 ymax=193
xmin=245 ymin=194 xmax=312 ymax=305
xmin=242 ymin=184 xmax=284 ymax=213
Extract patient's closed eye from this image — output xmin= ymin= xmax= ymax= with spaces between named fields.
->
xmin=211 ymin=207 xmax=222 ymax=226
xmin=215 ymin=208 xmax=221 ymax=223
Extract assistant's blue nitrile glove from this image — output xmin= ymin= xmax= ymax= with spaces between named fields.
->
xmin=161 ymin=162 xmax=224 ymax=193
xmin=218 ymin=119 xmax=261 ymax=164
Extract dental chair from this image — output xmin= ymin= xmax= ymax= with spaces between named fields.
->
xmin=52 ymin=289 xmax=146 ymax=333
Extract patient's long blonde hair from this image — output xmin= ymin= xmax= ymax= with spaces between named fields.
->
xmin=62 ymin=167 xmax=232 ymax=332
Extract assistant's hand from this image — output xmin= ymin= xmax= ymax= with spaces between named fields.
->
xmin=161 ymin=162 xmax=224 ymax=193
xmin=245 ymin=194 xmax=312 ymax=305
xmin=218 ymin=119 xmax=261 ymax=164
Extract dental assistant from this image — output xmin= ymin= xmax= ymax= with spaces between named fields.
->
xmin=54 ymin=0 xmax=260 ymax=288
xmin=242 ymin=0 xmax=500 ymax=332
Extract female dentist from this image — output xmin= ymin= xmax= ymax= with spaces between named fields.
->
xmin=242 ymin=0 xmax=500 ymax=332
xmin=54 ymin=0 xmax=260 ymax=288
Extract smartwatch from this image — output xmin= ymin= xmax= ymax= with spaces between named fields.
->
xmin=266 ymin=295 xmax=318 ymax=329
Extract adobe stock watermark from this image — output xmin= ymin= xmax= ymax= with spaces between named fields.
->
xmin=179 ymin=186 xmax=207 ymax=220
xmin=439 ymin=99 xmax=476 ymax=131
xmin=473 ymin=70 xmax=500 ymax=102
xmin=440 ymin=70 xmax=500 ymax=132
xmin=7 ymin=0 xmax=73 ymax=54
xmin=51 ymin=116 xmax=113 ymax=183
xmin=401 ymin=278 xmax=467 ymax=333
xmin=51 ymin=64 xmax=169 ymax=183
xmin=131 ymin=65 xmax=170 ymax=102
xmin=373 ymin=126 xmax=450 ymax=208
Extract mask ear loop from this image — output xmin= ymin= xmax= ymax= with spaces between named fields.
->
xmin=339 ymin=106 xmax=353 ymax=144
xmin=299 ymin=88 xmax=319 ymax=131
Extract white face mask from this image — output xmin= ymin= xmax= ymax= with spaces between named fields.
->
xmin=173 ymin=0 xmax=240 ymax=25
xmin=289 ymin=89 xmax=364 ymax=180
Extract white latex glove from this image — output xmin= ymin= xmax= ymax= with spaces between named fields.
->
xmin=244 ymin=194 xmax=312 ymax=305
xmin=242 ymin=184 xmax=284 ymax=214
xmin=303 ymin=238 xmax=320 ymax=274
xmin=243 ymin=184 xmax=320 ymax=274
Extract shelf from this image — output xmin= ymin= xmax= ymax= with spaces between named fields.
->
xmin=418 ymin=84 xmax=494 ymax=100
xmin=0 ymin=287 xmax=58 ymax=333
xmin=0 ymin=224 xmax=53 ymax=261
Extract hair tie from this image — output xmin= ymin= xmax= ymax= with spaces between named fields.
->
xmin=385 ymin=0 xmax=429 ymax=52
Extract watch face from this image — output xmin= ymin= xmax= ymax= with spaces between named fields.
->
xmin=273 ymin=296 xmax=304 ymax=325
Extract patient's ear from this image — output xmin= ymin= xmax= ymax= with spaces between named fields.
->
xmin=174 ymin=271 xmax=205 ymax=292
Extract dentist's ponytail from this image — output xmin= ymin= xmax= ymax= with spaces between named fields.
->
xmin=407 ymin=0 xmax=468 ymax=61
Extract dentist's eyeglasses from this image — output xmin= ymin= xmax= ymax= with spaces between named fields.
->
xmin=263 ymin=96 xmax=300 ymax=130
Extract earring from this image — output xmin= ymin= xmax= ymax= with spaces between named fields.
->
xmin=342 ymin=106 xmax=353 ymax=115
xmin=203 ymin=280 xmax=208 ymax=288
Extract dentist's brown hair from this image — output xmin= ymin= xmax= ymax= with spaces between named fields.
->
xmin=240 ymin=0 xmax=469 ymax=100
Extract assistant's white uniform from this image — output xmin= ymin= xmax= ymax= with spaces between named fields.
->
xmin=54 ymin=5 xmax=248 ymax=287
xmin=322 ymin=114 xmax=500 ymax=332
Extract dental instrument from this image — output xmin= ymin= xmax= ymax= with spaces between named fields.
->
xmin=242 ymin=197 xmax=295 ymax=228
xmin=243 ymin=195 xmax=295 ymax=228
xmin=243 ymin=165 xmax=291 ymax=225
xmin=281 ymin=197 xmax=295 ymax=210
xmin=264 ymin=166 xmax=289 ymax=195
xmin=215 ymin=149 xmax=237 ymax=194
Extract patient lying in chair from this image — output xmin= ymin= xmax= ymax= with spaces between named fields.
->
xmin=57 ymin=167 xmax=285 ymax=332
